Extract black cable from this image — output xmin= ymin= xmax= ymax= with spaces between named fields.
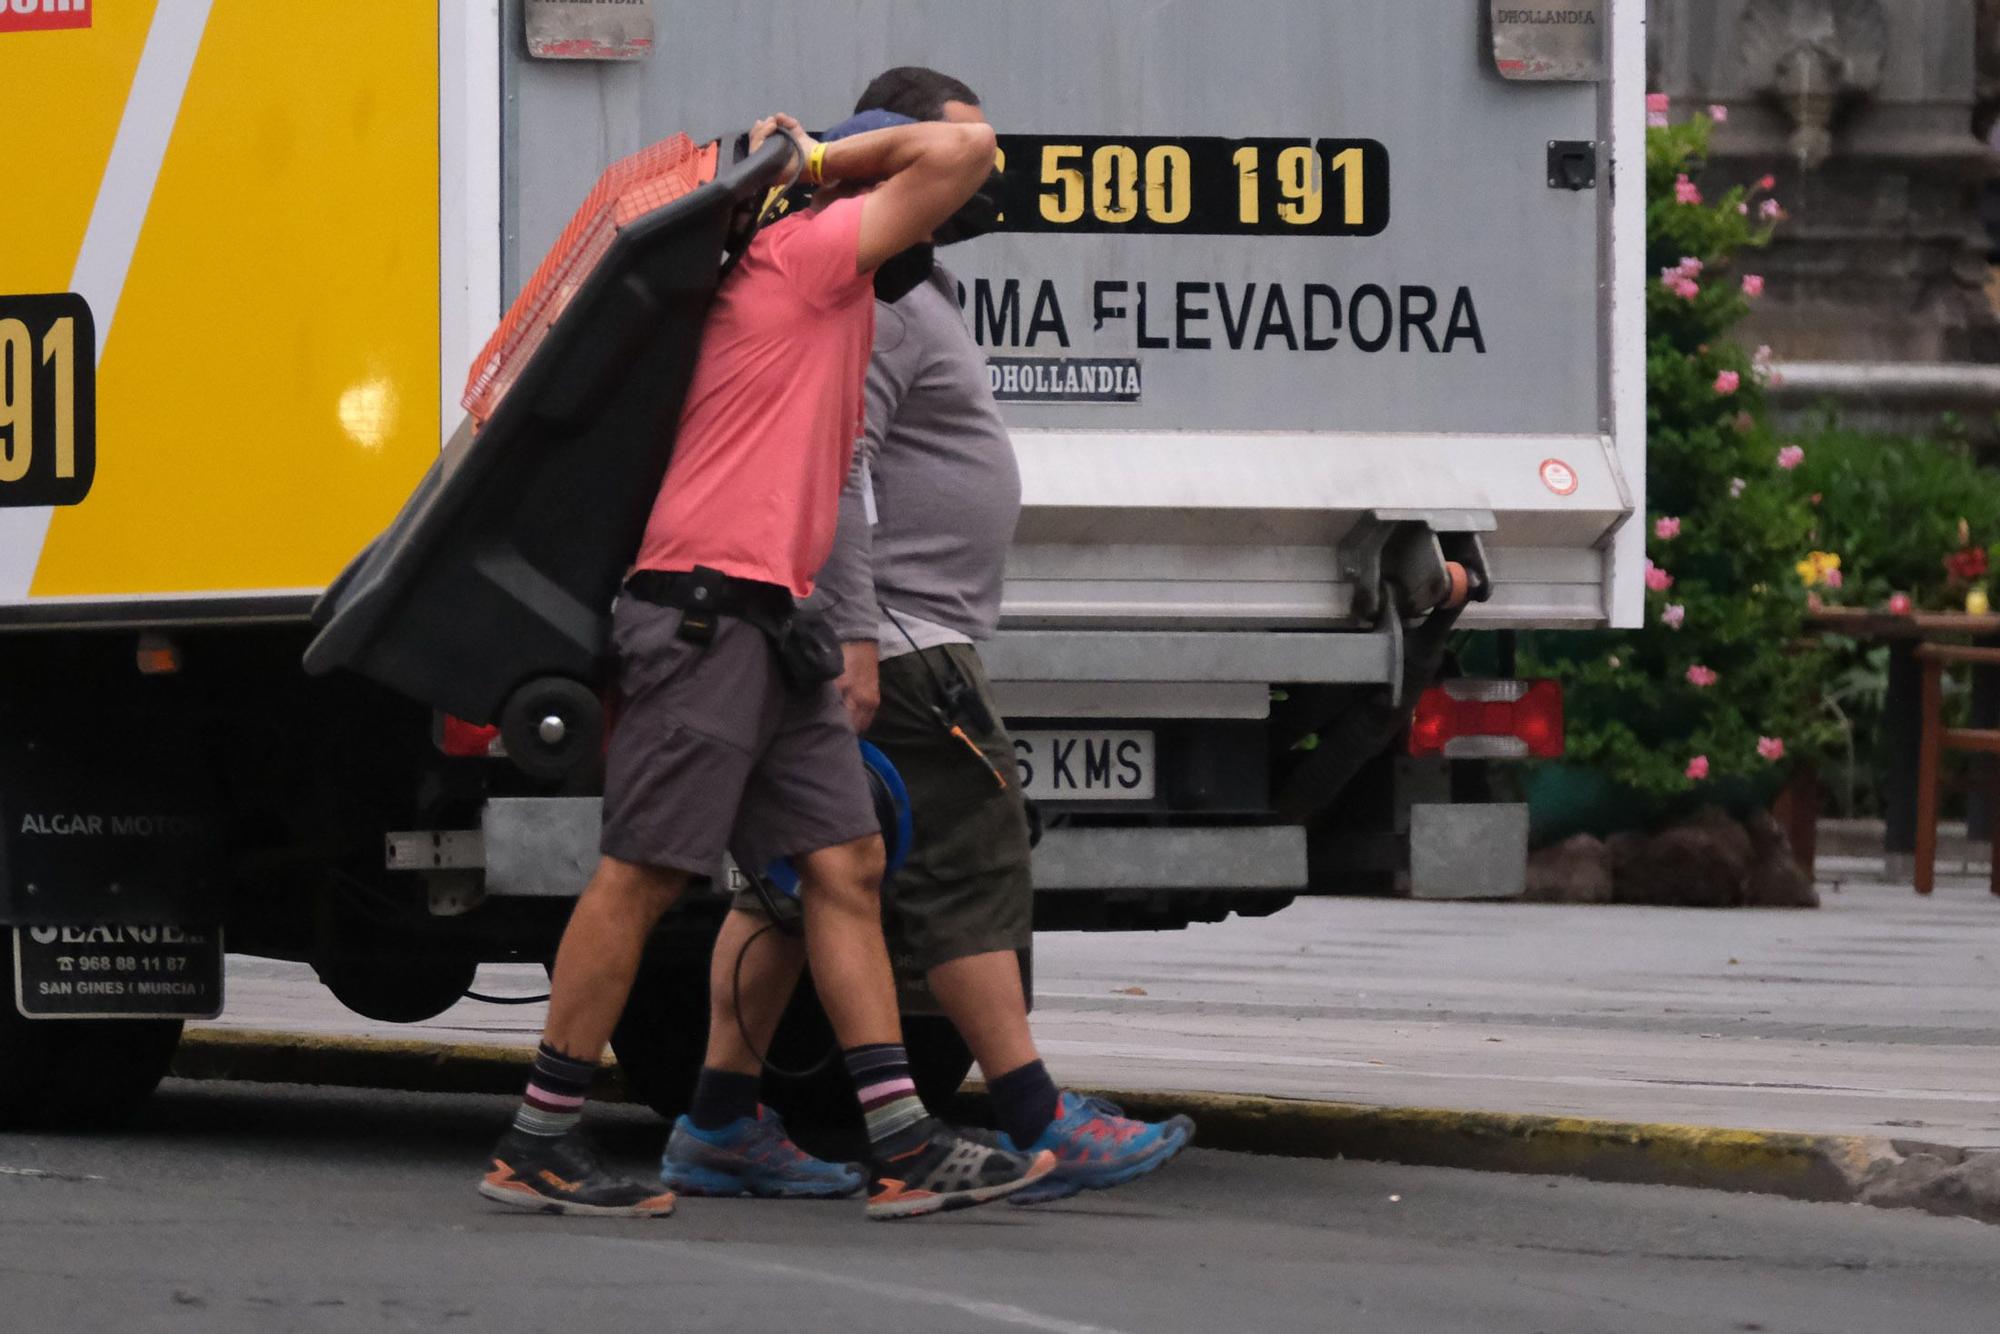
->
xmin=731 ymin=913 xmax=840 ymax=1082
xmin=463 ymin=990 xmax=550 ymax=1005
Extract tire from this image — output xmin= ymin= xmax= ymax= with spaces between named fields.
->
xmin=0 ymin=951 xmax=183 ymax=1130
xmin=608 ymin=944 xmax=975 ymax=1127
xmin=315 ymin=954 xmax=479 ymax=1024
xmin=902 ymin=1013 xmax=975 ymax=1110
xmin=607 ymin=941 xmax=711 ymax=1121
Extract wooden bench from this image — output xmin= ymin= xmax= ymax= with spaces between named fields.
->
xmin=1915 ymin=642 xmax=2000 ymax=896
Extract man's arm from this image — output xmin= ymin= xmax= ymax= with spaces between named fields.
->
xmin=815 ymin=324 xmax=922 ymax=731
xmin=756 ymin=114 xmax=996 ymax=273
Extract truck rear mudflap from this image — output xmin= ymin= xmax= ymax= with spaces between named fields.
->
xmin=1 ymin=690 xmax=225 ymax=1020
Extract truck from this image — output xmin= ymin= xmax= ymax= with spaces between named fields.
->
xmin=0 ymin=0 xmax=1643 ymax=1127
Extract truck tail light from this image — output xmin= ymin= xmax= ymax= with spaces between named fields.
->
xmin=437 ymin=714 xmax=504 ymax=759
xmin=1408 ymin=679 xmax=1563 ymax=759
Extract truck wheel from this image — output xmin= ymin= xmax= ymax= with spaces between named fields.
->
xmin=608 ymin=948 xmax=975 ymax=1126
xmin=903 ymin=1014 xmax=975 ymax=1109
xmin=315 ymin=954 xmax=479 ymax=1024
xmin=761 ymin=1010 xmax=974 ymax=1128
xmin=608 ymin=942 xmax=710 ymax=1120
xmin=0 ymin=956 xmax=183 ymax=1129
xmin=610 ymin=949 xmax=852 ymax=1125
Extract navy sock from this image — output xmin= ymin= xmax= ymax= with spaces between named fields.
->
xmin=688 ymin=1067 xmax=761 ymax=1131
xmin=990 ymin=1059 xmax=1060 ymax=1147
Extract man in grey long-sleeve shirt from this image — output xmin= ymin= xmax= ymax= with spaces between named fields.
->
xmin=660 ymin=67 xmax=1193 ymax=1207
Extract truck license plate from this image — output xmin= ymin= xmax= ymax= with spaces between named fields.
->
xmin=1012 ymin=730 xmax=1155 ymax=801
xmin=12 ymin=925 xmax=223 ymax=1020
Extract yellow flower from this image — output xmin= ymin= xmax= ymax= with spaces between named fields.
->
xmin=1796 ymin=550 xmax=1842 ymax=588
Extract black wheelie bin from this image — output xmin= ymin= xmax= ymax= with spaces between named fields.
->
xmin=305 ymin=134 xmax=800 ymax=780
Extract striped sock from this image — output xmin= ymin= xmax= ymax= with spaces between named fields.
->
xmin=512 ymin=1041 xmax=596 ymax=1138
xmin=844 ymin=1043 xmax=929 ymax=1158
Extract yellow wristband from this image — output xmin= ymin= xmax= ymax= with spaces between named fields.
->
xmin=806 ymin=142 xmax=828 ymax=187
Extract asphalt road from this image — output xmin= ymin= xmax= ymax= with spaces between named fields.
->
xmin=3 ymin=1082 xmax=1997 ymax=1333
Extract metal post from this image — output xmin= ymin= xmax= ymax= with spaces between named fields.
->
xmin=1883 ymin=640 xmax=1921 ymax=859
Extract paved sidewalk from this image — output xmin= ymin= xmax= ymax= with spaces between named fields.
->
xmin=201 ymin=877 xmax=2000 ymax=1148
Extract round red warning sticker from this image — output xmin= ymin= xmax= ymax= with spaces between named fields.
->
xmin=1539 ymin=458 xmax=1579 ymax=496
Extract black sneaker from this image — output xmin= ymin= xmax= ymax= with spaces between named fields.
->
xmin=480 ymin=1128 xmax=677 ymax=1218
xmin=866 ymin=1118 xmax=1056 ymax=1220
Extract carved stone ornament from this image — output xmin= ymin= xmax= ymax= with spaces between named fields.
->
xmin=1739 ymin=0 xmax=1889 ymax=168
xmin=1977 ymin=0 xmax=2000 ymax=138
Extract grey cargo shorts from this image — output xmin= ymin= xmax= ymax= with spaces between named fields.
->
xmin=599 ymin=597 xmax=879 ymax=877
xmin=735 ymin=642 xmax=1034 ymax=972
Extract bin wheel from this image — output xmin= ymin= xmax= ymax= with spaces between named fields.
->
xmin=499 ymin=676 xmax=603 ymax=781
xmin=0 ymin=950 xmax=182 ymax=1130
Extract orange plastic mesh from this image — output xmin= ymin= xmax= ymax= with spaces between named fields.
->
xmin=463 ymin=134 xmax=721 ymax=425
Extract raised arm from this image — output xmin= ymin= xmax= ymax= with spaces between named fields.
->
xmin=754 ymin=114 xmax=997 ymax=273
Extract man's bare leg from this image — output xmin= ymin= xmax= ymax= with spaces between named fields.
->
xmin=794 ymin=834 xmax=899 ymax=1046
xmin=700 ymin=907 xmax=806 ymax=1078
xmin=480 ymin=855 xmax=687 ymax=1217
xmin=927 ymin=949 xmax=1038 ymax=1080
xmin=541 ymin=855 xmax=690 ymax=1061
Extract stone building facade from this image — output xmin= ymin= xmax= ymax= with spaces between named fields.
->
xmin=1649 ymin=0 xmax=1998 ymax=363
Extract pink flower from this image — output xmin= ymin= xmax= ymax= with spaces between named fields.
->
xmin=1738 ymin=202 xmax=1750 ymax=216
xmin=1662 ymin=603 xmax=1686 ymax=629
xmin=1675 ymin=174 xmax=1703 ymax=205
xmin=1647 ymin=93 xmax=1670 ymax=127
xmin=1655 ymin=516 xmax=1682 ymax=540
xmin=1741 ymin=274 xmax=1765 ymax=298
xmin=1777 ymin=445 xmax=1805 ymax=470
xmin=1757 ymin=736 xmax=1786 ymax=762
xmin=1824 ymin=567 xmax=1844 ymax=590
xmin=1730 ymin=477 xmax=1748 ymax=497
xmin=1708 ymin=104 xmax=1729 ymax=123
xmin=1686 ymin=665 xmax=1719 ymax=688
xmin=1888 ymin=592 xmax=1914 ymax=615
xmin=1759 ymin=199 xmax=1783 ymax=222
xmin=1678 ymin=257 xmax=1705 ymax=277
xmin=1674 ymin=278 xmax=1701 ymax=301
xmin=1645 ymin=561 xmax=1675 ymax=593
xmin=1758 ymin=175 xmax=1777 ymax=192
xmin=1686 ymin=755 xmax=1710 ymax=781
xmin=1714 ymin=370 xmax=1741 ymax=395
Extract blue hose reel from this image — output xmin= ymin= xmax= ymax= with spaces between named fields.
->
xmin=762 ymin=739 xmax=913 ymax=898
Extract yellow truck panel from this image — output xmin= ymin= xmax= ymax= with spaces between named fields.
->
xmin=2 ymin=0 xmax=441 ymax=607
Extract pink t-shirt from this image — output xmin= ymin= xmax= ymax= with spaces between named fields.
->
xmin=634 ymin=195 xmax=876 ymax=597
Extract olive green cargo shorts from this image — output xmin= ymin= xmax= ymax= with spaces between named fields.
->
xmin=734 ymin=643 xmax=1034 ymax=972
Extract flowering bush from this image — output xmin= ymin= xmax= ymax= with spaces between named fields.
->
xmin=1782 ymin=421 xmax=2000 ymax=612
xmin=1525 ymin=109 xmax=1838 ymax=802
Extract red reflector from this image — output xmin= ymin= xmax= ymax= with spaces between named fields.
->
xmin=439 ymin=715 xmax=502 ymax=758
xmin=1407 ymin=679 xmax=1564 ymax=759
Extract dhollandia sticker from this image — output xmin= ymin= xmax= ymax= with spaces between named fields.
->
xmin=1539 ymin=458 xmax=1579 ymax=496
xmin=0 ymin=0 xmax=92 ymax=33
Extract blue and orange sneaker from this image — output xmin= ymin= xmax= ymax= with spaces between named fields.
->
xmin=1000 ymin=1093 xmax=1194 ymax=1204
xmin=659 ymin=1107 xmax=864 ymax=1199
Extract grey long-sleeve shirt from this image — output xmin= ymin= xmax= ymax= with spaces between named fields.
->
xmin=814 ymin=264 xmax=1022 ymax=646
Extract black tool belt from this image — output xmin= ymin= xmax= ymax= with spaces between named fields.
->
xmin=623 ymin=566 xmax=842 ymax=690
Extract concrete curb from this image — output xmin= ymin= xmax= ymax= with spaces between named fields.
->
xmin=171 ymin=1028 xmax=1977 ymax=1219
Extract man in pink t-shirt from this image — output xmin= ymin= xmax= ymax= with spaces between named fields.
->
xmin=480 ymin=112 xmax=1054 ymax=1223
